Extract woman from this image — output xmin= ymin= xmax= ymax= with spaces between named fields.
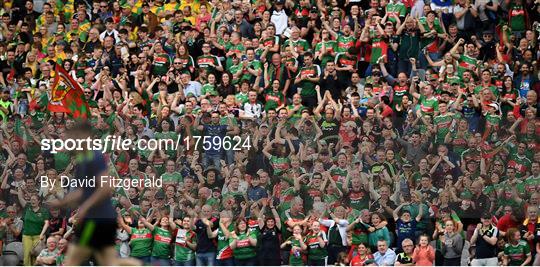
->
xmin=172 ymin=216 xmax=197 ymax=266
xmin=154 ymin=119 xmax=178 ymax=159
xmin=305 ymin=221 xmax=328 ymax=266
xmin=502 ymin=227 xmax=532 ymax=266
xmin=500 ymin=76 xmax=517 ymax=115
xmin=217 ymin=72 xmax=235 ymax=97
xmin=17 ymin=189 xmax=49 ymax=266
xmin=230 ymin=218 xmax=258 ymax=265
xmin=195 ymin=5 xmax=211 ymax=31
xmin=207 ymin=211 xmax=235 ymax=265
xmin=350 ymin=243 xmax=373 ymax=266
xmin=176 ymin=44 xmax=195 ymax=75
xmin=367 ymin=212 xmax=390 ymax=251
xmin=23 ymin=49 xmax=39 ymax=76
xmin=257 ymin=199 xmax=282 ymax=266
xmin=439 ymin=219 xmax=463 ymax=266
xmin=201 ymin=73 xmax=218 ymax=97
xmin=281 ymin=224 xmax=307 ymax=265
xmin=142 ymin=210 xmax=176 ymax=266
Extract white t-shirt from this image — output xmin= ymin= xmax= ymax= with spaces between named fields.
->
xmin=271 ymin=9 xmax=288 ymax=35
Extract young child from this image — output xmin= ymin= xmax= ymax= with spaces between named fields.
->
xmin=412 ymin=234 xmax=435 ymax=266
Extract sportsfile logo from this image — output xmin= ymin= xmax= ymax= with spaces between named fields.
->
xmin=40 ymin=135 xmax=177 ymax=154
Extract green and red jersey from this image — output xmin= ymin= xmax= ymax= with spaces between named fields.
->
xmin=231 ymin=232 xmax=257 ymax=259
xmin=508 ymin=4 xmax=527 ymax=32
xmin=217 ymin=224 xmax=234 ymax=260
xmin=336 ymin=35 xmax=356 ymax=53
xmin=503 ymin=240 xmax=530 ymax=266
xmin=130 ymin=227 xmax=153 ymax=257
xmin=305 ymin=233 xmax=328 ymax=260
xmin=173 ymin=228 xmax=197 ymax=262
xmin=152 ymin=53 xmax=172 ymax=76
xmin=151 ymin=227 xmax=173 ymax=259
xmin=296 ymin=65 xmax=321 ymax=97
xmin=419 ymin=17 xmax=444 ymax=53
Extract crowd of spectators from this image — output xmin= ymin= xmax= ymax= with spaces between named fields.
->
xmin=0 ymin=0 xmax=539 ymax=266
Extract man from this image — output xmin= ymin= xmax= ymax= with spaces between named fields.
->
xmin=135 ymin=2 xmax=159 ymax=32
xmin=470 ymin=213 xmax=499 ymax=266
xmin=197 ymin=43 xmax=224 ymax=76
xmin=194 ymin=205 xmax=217 ymax=266
xmin=395 ymin=239 xmax=414 ymax=265
xmin=36 ymin=237 xmax=59 ymax=266
xmin=373 ymin=239 xmax=396 ymax=266
xmin=195 ymin=111 xmax=235 ymax=169
xmin=0 ymin=89 xmax=13 ymax=123
xmin=470 ymin=180 xmax=491 ymax=215
xmin=514 ymin=63 xmax=539 ymax=99
xmin=49 ymin=122 xmax=118 ymax=265
xmin=520 ymin=206 xmax=540 ymax=263
xmin=294 ymin=52 xmax=320 ymax=108
xmin=0 ymin=205 xmax=23 ymax=244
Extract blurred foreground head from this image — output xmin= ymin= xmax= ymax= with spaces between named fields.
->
xmin=66 ymin=120 xmax=93 ymax=140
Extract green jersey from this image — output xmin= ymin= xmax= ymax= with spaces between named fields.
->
xmin=296 ymin=65 xmax=321 ymax=97
xmin=457 ymin=55 xmax=478 ymax=75
xmin=151 ymin=227 xmax=172 ymax=259
xmin=201 ymin=83 xmax=218 ymax=96
xmin=286 ymin=237 xmax=305 ymax=265
xmin=336 ymin=35 xmax=356 ymax=53
xmin=217 ymin=224 xmax=234 ymax=260
xmin=130 ymin=227 xmax=153 ymax=257
xmin=229 ymin=64 xmax=243 ymax=84
xmin=433 ymin=113 xmax=454 ymax=143
xmin=504 ymin=240 xmax=530 ymax=266
xmin=314 ymin=40 xmax=337 ymax=67
xmin=197 ymin=55 xmax=222 ymax=74
xmin=305 ymin=233 xmax=328 ymax=260
xmin=419 ymin=17 xmax=444 ymax=52
xmin=225 ymin=43 xmax=245 ymax=68
xmin=241 ymin=60 xmax=262 ymax=81
xmin=419 ymin=95 xmax=439 ymax=115
xmin=509 ymin=4 xmax=526 ymax=32
xmin=231 ymin=232 xmax=257 ymax=259
xmin=154 ymin=131 xmax=178 ymax=158
xmin=22 ymin=206 xmax=49 ymax=235
xmin=270 ymin=155 xmax=290 ymax=176
xmin=386 ymin=2 xmax=406 ymax=23
xmin=161 ymin=171 xmax=183 ymax=184
xmin=173 ymin=229 xmax=196 ymax=262
xmin=283 ymin=38 xmax=310 ymax=53
xmin=235 ymin=92 xmax=248 ymax=105
xmin=152 ymin=53 xmax=171 ymax=76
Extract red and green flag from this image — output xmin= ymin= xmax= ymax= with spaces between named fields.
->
xmin=47 ymin=64 xmax=90 ymax=119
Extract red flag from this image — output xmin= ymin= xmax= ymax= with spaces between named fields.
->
xmin=47 ymin=64 xmax=90 ymax=119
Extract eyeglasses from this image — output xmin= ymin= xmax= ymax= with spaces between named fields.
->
xmin=174 ymin=62 xmax=182 ymax=64
xmin=101 ymin=5 xmax=108 ymax=8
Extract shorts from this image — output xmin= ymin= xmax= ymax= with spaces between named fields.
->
xmin=74 ymin=219 xmax=117 ymax=249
